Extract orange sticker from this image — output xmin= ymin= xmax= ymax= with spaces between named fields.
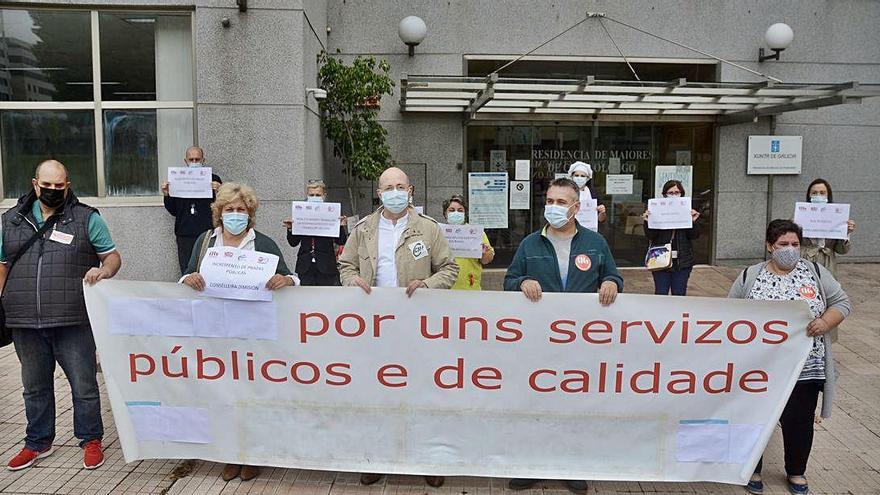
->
xmin=575 ymin=254 xmax=592 ymax=271
xmin=799 ymin=285 xmax=817 ymax=299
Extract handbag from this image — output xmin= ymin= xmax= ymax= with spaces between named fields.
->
xmin=0 ymin=214 xmax=61 ymax=347
xmin=644 ymin=230 xmax=675 ymax=272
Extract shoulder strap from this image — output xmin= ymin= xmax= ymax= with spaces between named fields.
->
xmin=741 ymin=268 xmax=747 ymax=284
xmin=812 ymin=261 xmax=821 ymax=279
xmin=7 ymin=214 xmax=60 ymax=269
xmin=194 ymin=230 xmax=214 ymax=270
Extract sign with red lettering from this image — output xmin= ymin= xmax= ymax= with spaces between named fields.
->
xmin=84 ymin=281 xmax=812 ymax=485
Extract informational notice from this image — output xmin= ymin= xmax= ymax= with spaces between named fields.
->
xmin=468 ymin=172 xmax=508 ymax=229
xmin=198 ymin=247 xmax=279 ymax=301
xmin=607 ymin=174 xmax=634 ymax=195
xmin=510 ymin=181 xmax=531 ymax=210
xmin=747 ymin=136 xmax=803 ymax=175
xmin=490 ymin=150 xmax=507 ymax=171
xmin=793 ymin=202 xmax=851 ymax=240
xmin=515 ymin=160 xmax=531 ymax=180
xmin=654 ymin=166 xmax=693 ymax=199
xmin=439 ymin=223 xmax=485 ymax=258
xmin=84 ymin=281 xmax=812 ymax=485
xmin=648 ymin=197 xmax=693 ymax=230
xmin=575 ymin=197 xmax=598 ymax=231
xmin=291 ymin=201 xmax=342 ymax=238
xmin=168 ymin=167 xmax=213 ymax=199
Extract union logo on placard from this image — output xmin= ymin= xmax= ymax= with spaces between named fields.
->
xmin=575 ymin=254 xmax=592 ymax=271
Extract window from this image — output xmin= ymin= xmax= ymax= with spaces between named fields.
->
xmin=0 ymin=8 xmax=194 ymax=199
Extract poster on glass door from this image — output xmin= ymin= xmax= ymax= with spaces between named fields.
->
xmin=468 ymin=172 xmax=508 ymax=229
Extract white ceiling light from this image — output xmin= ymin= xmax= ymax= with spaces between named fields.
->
xmin=398 ymin=16 xmax=427 ymax=57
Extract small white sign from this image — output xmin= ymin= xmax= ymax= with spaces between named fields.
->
xmin=607 ymin=174 xmax=633 ymax=195
xmin=514 ymin=160 xmax=530 ymax=180
xmin=654 ymin=166 xmax=693 ymax=199
xmin=199 ymin=247 xmax=279 ymax=302
xmin=575 ymin=198 xmax=598 ymax=231
xmin=748 ymin=136 xmax=803 ymax=175
xmin=793 ymin=202 xmax=850 ymax=240
xmin=168 ymin=167 xmax=213 ymax=198
xmin=439 ymin=223 xmax=485 ymax=258
xmin=554 ymin=173 xmax=569 ymax=180
xmin=291 ymin=201 xmax=342 ymax=238
xmin=647 ymin=197 xmax=693 ymax=230
xmin=510 ymin=180 xmax=530 ymax=210
xmin=608 ymin=157 xmax=621 ymax=174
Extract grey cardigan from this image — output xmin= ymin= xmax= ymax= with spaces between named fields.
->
xmin=728 ymin=260 xmax=852 ymax=418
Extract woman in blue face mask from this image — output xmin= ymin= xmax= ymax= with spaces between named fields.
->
xmin=801 ymin=178 xmax=856 ymax=278
xmin=728 ymin=219 xmax=851 ymax=495
xmin=442 ymin=195 xmax=494 ymax=290
xmin=179 ymin=182 xmax=299 ymax=483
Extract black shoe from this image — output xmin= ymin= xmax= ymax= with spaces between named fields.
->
xmin=565 ymin=480 xmax=588 ymax=494
xmin=360 ymin=473 xmax=384 ymax=485
xmin=508 ymin=479 xmax=539 ymax=490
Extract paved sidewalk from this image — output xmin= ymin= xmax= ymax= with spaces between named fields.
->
xmin=0 ymin=265 xmax=877 ymax=494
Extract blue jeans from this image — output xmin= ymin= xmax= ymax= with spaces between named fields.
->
xmin=12 ymin=325 xmax=103 ymax=450
xmin=652 ymin=267 xmax=692 ymax=296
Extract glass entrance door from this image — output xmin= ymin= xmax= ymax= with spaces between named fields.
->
xmin=465 ymin=123 xmax=714 ymax=267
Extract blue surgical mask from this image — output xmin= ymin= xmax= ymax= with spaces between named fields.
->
xmin=222 ymin=212 xmax=249 ymax=235
xmin=381 ymin=189 xmax=410 ymax=214
xmin=572 ymin=176 xmax=588 ymax=189
xmin=810 ymin=195 xmax=828 ymax=204
xmin=187 ymin=161 xmax=203 ymax=168
xmin=306 ymin=196 xmax=324 ymax=203
xmin=447 ymin=211 xmax=465 ymax=225
xmin=544 ymin=204 xmax=573 ymax=229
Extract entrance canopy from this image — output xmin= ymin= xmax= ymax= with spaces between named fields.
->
xmin=399 ymin=75 xmax=880 ymax=124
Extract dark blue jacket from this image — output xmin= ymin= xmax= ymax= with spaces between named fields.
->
xmin=503 ymin=222 xmax=623 ymax=293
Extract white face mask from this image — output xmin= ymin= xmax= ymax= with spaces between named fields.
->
xmin=810 ymin=194 xmax=828 ymax=204
xmin=306 ymin=196 xmax=324 ymax=203
xmin=187 ymin=160 xmax=203 ymax=168
xmin=572 ymin=176 xmax=588 ymax=189
xmin=446 ymin=211 xmax=465 ymax=225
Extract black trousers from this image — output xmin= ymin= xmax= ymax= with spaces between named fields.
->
xmin=176 ymin=234 xmax=200 ymax=275
xmin=298 ymin=268 xmax=340 ymax=287
xmin=755 ymin=380 xmax=823 ymax=476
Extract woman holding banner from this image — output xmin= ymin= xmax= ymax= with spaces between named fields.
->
xmin=800 ymin=178 xmax=856 ymax=278
xmin=180 ymin=182 xmax=298 ymax=482
xmin=443 ymin=195 xmax=494 ymax=290
xmin=728 ymin=219 xmax=851 ymax=495
xmin=642 ymin=180 xmax=700 ymax=296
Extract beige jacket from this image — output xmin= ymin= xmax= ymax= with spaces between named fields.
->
xmin=801 ymin=237 xmax=851 ymax=279
xmin=338 ymin=207 xmax=459 ymax=289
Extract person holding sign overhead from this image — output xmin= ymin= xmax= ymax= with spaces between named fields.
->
xmin=338 ymin=166 xmax=457 ymax=488
xmin=179 ymin=182 xmax=297 ymax=483
xmin=642 ymin=180 xmax=700 ymax=296
xmin=799 ymin=178 xmax=855 ymax=278
xmin=442 ymin=195 xmax=494 ymax=290
xmin=568 ymin=161 xmax=606 ymax=225
xmin=283 ymin=179 xmax=347 ymax=286
xmin=161 ymin=146 xmax=222 ymax=275
xmin=728 ymin=219 xmax=851 ymax=495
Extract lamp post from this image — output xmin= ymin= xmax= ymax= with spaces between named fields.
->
xmin=758 ymin=23 xmax=794 ymax=62
xmin=399 ymin=16 xmax=427 ymax=57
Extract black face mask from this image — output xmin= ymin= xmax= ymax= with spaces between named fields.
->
xmin=38 ymin=187 xmax=66 ymax=208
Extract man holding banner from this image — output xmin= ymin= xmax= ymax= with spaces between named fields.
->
xmin=338 ymin=166 xmax=457 ymax=487
xmin=1 ymin=160 xmax=122 ymax=471
xmin=503 ymin=177 xmax=623 ymax=493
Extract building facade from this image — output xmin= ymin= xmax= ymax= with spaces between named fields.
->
xmin=0 ymin=0 xmax=877 ymax=280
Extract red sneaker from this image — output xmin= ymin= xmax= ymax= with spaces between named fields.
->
xmin=82 ymin=439 xmax=104 ymax=469
xmin=7 ymin=446 xmax=53 ymax=471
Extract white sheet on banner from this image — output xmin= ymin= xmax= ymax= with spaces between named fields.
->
xmin=128 ymin=405 xmax=211 ymax=444
xmin=109 ymin=298 xmax=277 ymax=340
xmin=84 ymin=282 xmax=813 ymax=485
xmin=199 ymin=247 xmax=278 ymax=301
xmin=576 ymin=197 xmax=598 ymax=231
xmin=793 ymin=202 xmax=850 ymax=240
xmin=439 ymin=224 xmax=484 ymax=258
xmin=167 ymin=167 xmax=213 ymax=199
xmin=291 ymin=201 xmax=342 ymax=238
xmin=648 ymin=197 xmax=693 ymax=230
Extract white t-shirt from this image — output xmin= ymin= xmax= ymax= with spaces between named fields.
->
xmin=546 ymin=229 xmax=574 ymax=289
xmin=375 ymin=213 xmax=409 ymax=288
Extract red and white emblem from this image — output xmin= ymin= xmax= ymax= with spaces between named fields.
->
xmin=575 ymin=254 xmax=592 ymax=271
xmin=798 ymin=285 xmax=817 ymax=299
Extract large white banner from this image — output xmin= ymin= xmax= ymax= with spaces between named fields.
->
xmin=84 ymin=282 xmax=812 ymax=485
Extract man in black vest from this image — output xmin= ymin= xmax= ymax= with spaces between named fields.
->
xmin=0 ymin=160 xmax=121 ymax=471
xmin=161 ymin=146 xmax=222 ymax=275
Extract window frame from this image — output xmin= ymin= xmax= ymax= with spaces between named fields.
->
xmin=0 ymin=6 xmax=197 ymax=207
